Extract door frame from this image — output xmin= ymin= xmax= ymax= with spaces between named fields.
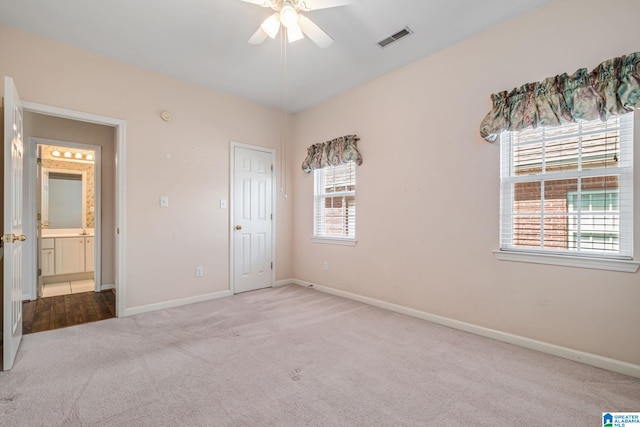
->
xmin=22 ymin=101 xmax=126 ymax=316
xmin=25 ymin=137 xmax=103 ymax=299
xmin=229 ymin=141 xmax=276 ymax=294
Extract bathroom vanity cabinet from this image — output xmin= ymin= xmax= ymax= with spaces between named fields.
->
xmin=85 ymin=236 xmax=94 ymax=272
xmin=41 ymin=238 xmax=55 ymax=276
xmin=42 ymin=236 xmax=94 ymax=276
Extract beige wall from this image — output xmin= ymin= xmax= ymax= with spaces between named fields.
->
xmin=24 ymin=112 xmax=114 ymax=285
xmin=0 ymin=24 xmax=292 ymax=308
xmin=291 ymin=0 xmax=640 ymax=365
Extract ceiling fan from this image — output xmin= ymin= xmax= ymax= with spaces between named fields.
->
xmin=240 ymin=0 xmax=350 ymax=48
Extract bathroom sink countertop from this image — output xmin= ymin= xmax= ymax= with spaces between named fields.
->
xmin=41 ymin=229 xmax=95 ymax=238
xmin=42 ymin=233 xmax=94 ymax=238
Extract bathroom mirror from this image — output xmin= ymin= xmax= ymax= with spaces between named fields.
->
xmin=42 ymin=169 xmax=87 ymax=229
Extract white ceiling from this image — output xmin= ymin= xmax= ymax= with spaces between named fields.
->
xmin=0 ymin=0 xmax=553 ymax=113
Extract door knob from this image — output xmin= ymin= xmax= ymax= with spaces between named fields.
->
xmin=1 ymin=234 xmax=26 ymax=243
xmin=235 ymin=225 xmax=242 ymax=230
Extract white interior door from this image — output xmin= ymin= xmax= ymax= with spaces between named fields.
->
xmin=3 ymin=76 xmax=25 ymax=370
xmin=233 ymin=145 xmax=273 ymax=294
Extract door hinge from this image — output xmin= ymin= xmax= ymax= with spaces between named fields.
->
xmin=270 ymin=213 xmax=273 ymax=220
xmin=37 ymin=157 xmax=42 ymax=164
xmin=270 ymin=262 xmax=273 ymax=270
xmin=271 ymin=164 xmax=273 ymax=171
xmin=38 ymin=268 xmax=42 ymax=276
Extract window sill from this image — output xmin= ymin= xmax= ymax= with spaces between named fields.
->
xmin=312 ymin=237 xmax=357 ymax=246
xmin=493 ymin=250 xmax=639 ymax=273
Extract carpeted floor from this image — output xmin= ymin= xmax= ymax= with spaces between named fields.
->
xmin=1 ymin=284 xmax=638 ymax=426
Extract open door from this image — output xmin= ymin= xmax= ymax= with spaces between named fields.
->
xmin=3 ymin=76 xmax=25 ymax=370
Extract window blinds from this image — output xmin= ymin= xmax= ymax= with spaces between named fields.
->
xmin=500 ymin=113 xmax=633 ymax=258
xmin=314 ymin=161 xmax=356 ymax=239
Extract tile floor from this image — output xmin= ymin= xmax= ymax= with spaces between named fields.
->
xmin=41 ymin=279 xmax=95 ymax=298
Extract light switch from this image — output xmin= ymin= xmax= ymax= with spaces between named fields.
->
xmin=160 ymin=196 xmax=169 ymax=208
xmin=220 ymin=199 xmax=227 ymax=209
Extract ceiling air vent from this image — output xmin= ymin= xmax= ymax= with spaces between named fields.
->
xmin=377 ymin=26 xmax=413 ymax=48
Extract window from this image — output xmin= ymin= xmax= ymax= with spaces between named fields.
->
xmin=314 ymin=161 xmax=356 ymax=241
xmin=499 ymin=113 xmax=633 ymax=260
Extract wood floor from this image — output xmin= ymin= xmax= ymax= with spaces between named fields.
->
xmin=22 ymin=291 xmax=116 ymax=334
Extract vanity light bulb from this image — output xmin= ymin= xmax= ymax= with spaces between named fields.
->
xmin=64 ymin=152 xmax=72 ymax=158
xmin=75 ymin=153 xmax=83 ymax=159
xmin=86 ymin=154 xmax=94 ymax=161
xmin=52 ymin=150 xmax=61 ymax=157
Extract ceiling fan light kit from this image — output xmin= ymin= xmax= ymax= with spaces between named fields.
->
xmin=261 ymin=13 xmax=281 ymax=38
xmin=287 ymin=23 xmax=304 ymax=42
xmin=242 ymin=0 xmax=350 ymax=48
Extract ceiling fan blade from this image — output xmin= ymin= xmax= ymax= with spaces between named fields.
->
xmin=238 ymin=0 xmax=272 ymax=7
xmin=300 ymin=0 xmax=351 ymax=11
xmin=298 ymin=14 xmax=333 ymax=48
xmin=248 ymin=27 xmax=269 ymax=44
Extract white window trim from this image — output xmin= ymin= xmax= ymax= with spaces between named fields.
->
xmin=494 ymin=250 xmax=639 ymax=273
xmin=313 ymin=162 xmax=357 ymax=242
xmin=312 ymin=237 xmax=357 ymax=246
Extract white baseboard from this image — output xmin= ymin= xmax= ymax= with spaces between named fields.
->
xmin=274 ymin=279 xmax=295 ymax=287
xmin=285 ymin=279 xmax=640 ymax=379
xmin=121 ymin=289 xmax=233 ymax=317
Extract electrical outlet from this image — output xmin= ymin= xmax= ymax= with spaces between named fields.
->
xmin=195 ymin=266 xmax=204 ymax=277
xmin=160 ymin=196 xmax=169 ymax=208
xmin=323 ymin=261 xmax=328 ymax=271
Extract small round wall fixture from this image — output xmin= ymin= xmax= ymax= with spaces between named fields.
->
xmin=161 ymin=111 xmax=172 ymax=122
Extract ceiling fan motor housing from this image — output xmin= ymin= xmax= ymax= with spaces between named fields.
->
xmin=280 ymin=3 xmax=298 ymax=27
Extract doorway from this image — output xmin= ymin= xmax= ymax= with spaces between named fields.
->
xmin=36 ymin=141 xmax=100 ymax=299
xmin=20 ymin=103 xmax=126 ymax=319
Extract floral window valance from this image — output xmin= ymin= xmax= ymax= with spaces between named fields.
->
xmin=480 ymin=52 xmax=640 ymax=142
xmin=301 ymin=134 xmax=362 ymax=174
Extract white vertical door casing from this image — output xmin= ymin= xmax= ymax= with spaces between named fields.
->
xmin=36 ymin=144 xmax=43 ymax=296
xmin=233 ymin=146 xmax=273 ymax=293
xmin=3 ymin=76 xmax=25 ymax=370
xmin=41 ymin=169 xmax=49 ymax=226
